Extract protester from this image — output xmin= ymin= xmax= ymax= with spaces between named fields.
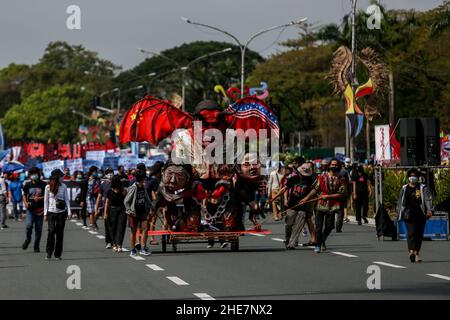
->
xmin=22 ymin=167 xmax=47 ymax=252
xmin=318 ymin=159 xmax=328 ymax=175
xmin=353 ymin=165 xmax=372 ymax=225
xmin=118 ymin=166 xmax=130 ymax=188
xmin=272 ymin=163 xmax=315 ymax=249
xmin=342 ymin=158 xmax=353 ymax=224
xmin=63 ymin=168 xmax=71 ymax=181
xmin=397 ymin=168 xmax=434 ymax=263
xmin=80 ymin=166 xmax=101 ymax=231
xmin=0 ymin=171 xmax=9 ymax=229
xmin=8 ymin=172 xmax=24 ymax=221
xmin=124 ymin=170 xmax=152 ymax=256
xmin=104 ymin=176 xmax=127 ymax=252
xmin=336 ymin=158 xmax=352 ymax=232
xmin=268 ymin=164 xmax=284 ymax=221
xmin=44 ymin=169 xmax=71 ymax=260
xmin=255 ymin=177 xmax=268 ymax=219
xmin=147 ymin=161 xmax=164 ymax=245
xmin=300 ymin=158 xmax=347 ymax=253
xmin=95 ymin=167 xmax=114 ymax=249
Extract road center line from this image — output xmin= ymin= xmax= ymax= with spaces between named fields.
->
xmin=373 ymin=261 xmax=406 ymax=269
xmin=331 ymin=251 xmax=358 ymax=258
xmin=271 ymin=238 xmax=285 ymax=242
xmin=130 ymin=255 xmax=145 ymax=261
xmin=146 ymin=264 xmax=164 ymax=271
xmin=167 ymin=276 xmax=189 ymax=286
xmin=194 ymin=293 xmax=215 ymax=300
xmin=427 ymin=274 xmax=450 ymax=281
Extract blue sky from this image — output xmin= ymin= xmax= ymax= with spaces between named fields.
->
xmin=0 ymin=0 xmax=445 ymax=70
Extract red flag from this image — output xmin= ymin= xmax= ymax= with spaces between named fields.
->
xmin=120 ymin=96 xmax=193 ymax=145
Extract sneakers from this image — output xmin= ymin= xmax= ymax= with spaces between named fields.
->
xmin=314 ymin=245 xmax=321 ymax=253
xmin=55 ymin=257 xmax=62 ymax=261
xmin=34 ymin=247 xmax=40 ymax=253
xmin=22 ymin=239 xmax=31 ymax=250
xmin=139 ymin=247 xmax=151 ymax=256
xmin=135 ymin=243 xmax=142 ymax=251
xmin=45 ymin=255 xmax=51 ymax=260
xmin=130 ymin=249 xmax=138 ymax=257
xmin=105 ymin=243 xmax=112 ymax=249
xmin=206 ymin=244 xmax=214 ymax=249
xmin=1 ymin=225 xmax=8 ymax=229
xmin=220 ymin=242 xmax=229 ymax=248
xmin=302 ymin=229 xmax=308 ymax=237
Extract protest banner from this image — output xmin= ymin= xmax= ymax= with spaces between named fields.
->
xmin=42 ymin=160 xmax=65 ymax=179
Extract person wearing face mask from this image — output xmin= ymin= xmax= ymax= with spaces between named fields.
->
xmin=95 ymin=168 xmax=114 ymax=249
xmin=124 ymin=170 xmax=152 ymax=257
xmin=352 ymin=165 xmax=372 ymax=225
xmin=44 ymin=169 xmax=71 ymax=260
xmin=397 ymin=168 xmax=434 ymax=263
xmin=22 ymin=167 xmax=47 ymax=252
xmin=299 ymin=159 xmax=347 ymax=253
xmin=79 ymin=166 xmax=101 ymax=231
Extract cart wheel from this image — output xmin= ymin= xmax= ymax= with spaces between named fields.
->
xmin=161 ymin=235 xmax=167 ymax=253
xmin=231 ymin=239 xmax=239 ymax=252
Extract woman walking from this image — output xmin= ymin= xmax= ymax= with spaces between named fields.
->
xmin=104 ymin=176 xmax=127 ymax=252
xmin=397 ymin=168 xmax=433 ymax=263
xmin=44 ymin=169 xmax=71 ymax=260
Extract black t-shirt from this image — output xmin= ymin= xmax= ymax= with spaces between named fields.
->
xmin=405 ymin=184 xmax=423 ymax=217
xmin=99 ymin=180 xmax=111 ymax=207
xmin=135 ymin=185 xmax=146 ymax=216
xmin=23 ymin=180 xmax=47 ymax=213
xmin=285 ymin=173 xmax=313 ymax=210
xmin=354 ymin=172 xmax=369 ymax=194
xmin=106 ymin=189 xmax=125 ymax=208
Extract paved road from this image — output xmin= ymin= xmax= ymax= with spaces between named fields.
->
xmin=1 ymin=216 xmax=449 ymax=300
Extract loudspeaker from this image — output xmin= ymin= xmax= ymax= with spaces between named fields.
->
xmin=399 ymin=117 xmax=441 ymax=166
xmin=400 ymin=118 xmax=422 ymax=166
xmin=420 ymin=118 xmax=441 ymax=165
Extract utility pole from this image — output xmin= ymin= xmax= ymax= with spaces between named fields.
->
xmin=388 ymin=71 xmax=395 ymax=127
xmin=349 ymin=0 xmax=358 ymax=161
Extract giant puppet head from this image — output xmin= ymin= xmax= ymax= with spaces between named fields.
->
xmin=194 ymin=99 xmax=224 ymax=129
xmin=238 ymin=153 xmax=261 ymax=183
xmin=161 ymin=162 xmax=192 ymax=193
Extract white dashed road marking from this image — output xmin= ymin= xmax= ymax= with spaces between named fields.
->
xmin=75 ymin=222 xmax=83 ymax=226
xmin=331 ymin=251 xmax=358 ymax=258
xmin=373 ymin=261 xmax=406 ymax=269
xmin=271 ymin=238 xmax=284 ymax=242
xmin=249 ymin=233 xmax=265 ymax=237
xmin=88 ymin=231 xmax=98 ymax=235
xmin=194 ymin=293 xmax=215 ymax=300
xmin=146 ymin=264 xmax=164 ymax=271
xmin=427 ymin=274 xmax=450 ymax=281
xmin=130 ymin=255 xmax=146 ymax=261
xmin=167 ymin=276 xmax=189 ymax=286
xmin=96 ymin=235 xmax=105 ymax=239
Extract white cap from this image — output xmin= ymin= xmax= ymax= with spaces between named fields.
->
xmin=344 ymin=157 xmax=352 ymax=164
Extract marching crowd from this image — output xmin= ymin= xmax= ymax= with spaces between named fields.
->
xmin=0 ymin=155 xmax=434 ymax=263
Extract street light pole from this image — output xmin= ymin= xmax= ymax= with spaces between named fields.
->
xmin=179 ymin=47 xmax=232 ymax=109
xmin=139 ymin=47 xmax=232 ymax=110
xmin=182 ymin=17 xmax=307 ymax=98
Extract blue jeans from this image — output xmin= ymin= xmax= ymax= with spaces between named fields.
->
xmin=12 ymin=201 xmax=23 ymax=220
xmin=25 ymin=210 xmax=44 ymax=249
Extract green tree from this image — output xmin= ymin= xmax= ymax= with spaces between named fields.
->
xmin=2 ymin=85 xmax=90 ymax=143
xmin=0 ymin=63 xmax=30 ymax=118
xmin=114 ymin=41 xmax=263 ymax=112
